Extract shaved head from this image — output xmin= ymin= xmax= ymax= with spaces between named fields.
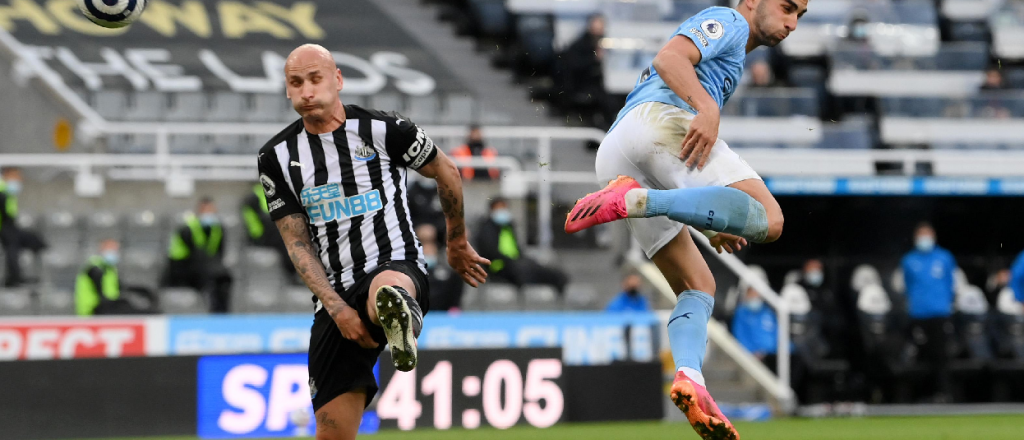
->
xmin=285 ymin=44 xmax=345 ymax=131
xmin=285 ymin=44 xmax=335 ymax=72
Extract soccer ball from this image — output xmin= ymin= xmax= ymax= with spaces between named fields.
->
xmin=76 ymin=0 xmax=147 ymax=29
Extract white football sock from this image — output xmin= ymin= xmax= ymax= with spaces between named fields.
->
xmin=679 ymin=366 xmax=706 ymax=388
xmin=624 ymin=188 xmax=648 ymax=218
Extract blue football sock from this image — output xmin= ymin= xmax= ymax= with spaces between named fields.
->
xmin=668 ymin=290 xmax=715 ymax=375
xmin=645 ymin=186 xmax=769 ymax=243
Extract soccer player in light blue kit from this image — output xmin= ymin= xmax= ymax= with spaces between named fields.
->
xmin=566 ymin=1 xmax=808 ymax=438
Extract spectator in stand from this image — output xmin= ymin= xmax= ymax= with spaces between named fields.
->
xmin=0 ymin=167 xmax=47 ymax=287
xmin=986 ymin=269 xmax=1012 ymax=305
xmin=407 ymin=175 xmax=446 ymax=238
xmin=605 ymin=272 xmax=652 ymax=312
xmin=557 ymin=13 xmax=617 ymax=129
xmin=1011 ymin=249 xmax=1024 ymax=304
xmin=75 ymin=239 xmax=157 ymax=315
xmin=418 ymin=224 xmax=464 ymax=311
xmin=450 ymin=125 xmax=500 ymax=181
xmin=798 ymin=258 xmax=846 ymax=356
xmin=476 ymin=197 xmax=569 ymax=294
xmin=165 ymin=197 xmax=233 ymax=314
xmin=732 ymin=286 xmax=778 ymax=368
xmin=749 ymin=59 xmax=777 ymax=88
xmin=901 ymin=222 xmax=956 ymax=402
xmin=981 ymin=66 xmax=1005 ymax=91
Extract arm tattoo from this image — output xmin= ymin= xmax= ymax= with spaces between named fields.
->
xmin=435 ymin=158 xmax=467 ymax=240
xmin=276 ymin=213 xmax=347 ymax=315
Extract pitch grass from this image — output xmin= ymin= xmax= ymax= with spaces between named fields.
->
xmin=94 ymin=414 xmax=1024 ymax=440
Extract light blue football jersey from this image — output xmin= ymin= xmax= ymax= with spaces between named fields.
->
xmin=612 ymin=7 xmax=749 ymax=128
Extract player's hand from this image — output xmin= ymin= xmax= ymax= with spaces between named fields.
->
xmin=331 ymin=305 xmax=378 ymax=349
xmin=447 ymin=236 xmax=491 ymax=287
xmin=679 ymin=108 xmax=720 ymax=170
xmin=708 ymin=232 xmax=747 ymax=254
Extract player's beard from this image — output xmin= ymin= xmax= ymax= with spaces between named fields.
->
xmin=754 ymin=2 xmax=783 ymax=47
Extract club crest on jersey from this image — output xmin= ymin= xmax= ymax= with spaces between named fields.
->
xmin=701 ymin=19 xmax=724 ymax=40
xmin=259 ymin=173 xmax=276 ymax=197
xmin=354 ymin=140 xmax=377 ymax=161
xmin=301 ymin=183 xmax=383 ymax=222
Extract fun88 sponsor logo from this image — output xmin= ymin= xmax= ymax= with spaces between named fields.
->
xmin=300 ymin=183 xmax=383 ymax=222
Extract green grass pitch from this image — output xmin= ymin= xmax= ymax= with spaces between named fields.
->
xmin=95 ymin=414 xmax=1024 ymax=440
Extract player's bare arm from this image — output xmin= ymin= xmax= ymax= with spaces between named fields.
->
xmin=276 ymin=213 xmax=377 ymax=349
xmin=416 ymin=150 xmax=491 ymax=287
xmin=653 ymin=36 xmax=720 ymax=170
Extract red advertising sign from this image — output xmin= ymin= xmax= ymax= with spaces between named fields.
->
xmin=0 ymin=320 xmax=149 ymax=360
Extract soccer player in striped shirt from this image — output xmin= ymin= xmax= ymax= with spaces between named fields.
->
xmin=258 ymin=44 xmax=490 ymax=440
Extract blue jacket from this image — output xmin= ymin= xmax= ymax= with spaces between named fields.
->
xmin=901 ymin=246 xmax=957 ymax=319
xmin=732 ymin=304 xmax=778 ymax=355
xmin=1011 ymin=250 xmax=1024 ymax=303
xmin=605 ymin=292 xmax=652 ymax=312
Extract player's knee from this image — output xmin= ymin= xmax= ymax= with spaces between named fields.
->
xmin=681 ymin=271 xmax=716 ymax=297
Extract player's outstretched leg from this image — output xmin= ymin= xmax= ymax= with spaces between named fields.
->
xmin=374 ymin=285 xmax=423 ymax=372
xmin=565 ymin=175 xmax=641 ymax=233
xmin=653 ymin=232 xmax=739 ymax=440
xmin=566 ymin=175 xmax=777 ymax=245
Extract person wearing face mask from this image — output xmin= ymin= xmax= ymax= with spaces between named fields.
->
xmin=449 ymin=125 xmax=499 ymax=181
xmin=0 ymin=167 xmax=48 ymax=287
xmin=165 ymin=197 xmax=233 ymax=313
xmin=605 ymin=273 xmax=652 ymax=312
xmin=731 ymin=286 xmax=778 ymax=367
xmin=75 ymin=239 xmax=157 ymax=315
xmin=476 ymin=197 xmax=569 ymax=295
xmin=417 ymin=224 xmax=464 ymax=311
xmin=798 ymin=258 xmax=847 ymax=357
xmin=900 ymin=221 xmax=956 ymax=402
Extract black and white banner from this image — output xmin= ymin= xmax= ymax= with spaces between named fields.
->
xmin=1 ymin=0 xmax=463 ymax=95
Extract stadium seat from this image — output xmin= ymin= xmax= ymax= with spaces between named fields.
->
xmin=440 ymin=94 xmax=476 ymax=124
xmin=165 ymin=92 xmax=207 ymax=122
xmin=405 ymin=95 xmax=441 ymax=124
xmin=83 ymin=211 xmax=122 ymax=251
xmin=160 ymin=287 xmax=207 ymax=314
xmin=120 ymin=249 xmax=162 ymax=291
xmin=0 ymin=287 xmax=33 ymax=316
xmin=125 ymin=91 xmax=165 ymax=121
xmin=41 ymin=212 xmax=81 ymax=257
xmin=370 ymin=93 xmax=404 ymax=116
xmin=564 ymin=282 xmax=599 ymax=310
xmin=234 ymin=248 xmax=284 ymax=313
xmin=169 ymin=134 xmax=210 ymax=154
xmin=37 ymin=287 xmax=74 ymax=315
xmin=124 ymin=211 xmax=166 ymax=254
xmin=281 ymin=286 xmax=314 ymax=313
xmin=208 ymin=92 xmax=245 ymax=123
xmin=480 ymin=282 xmax=520 ymax=310
xmin=92 ymin=90 xmax=127 ymax=120
xmin=247 ymin=93 xmax=289 ymax=123
xmin=522 ymin=284 xmax=560 ymax=310
xmin=949 ymin=285 xmax=993 ymax=401
xmin=450 ymin=285 xmax=473 ymax=311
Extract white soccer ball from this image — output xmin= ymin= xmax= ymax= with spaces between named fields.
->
xmin=76 ymin=0 xmax=147 ymax=29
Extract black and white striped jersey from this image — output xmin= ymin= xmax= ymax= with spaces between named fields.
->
xmin=257 ymin=105 xmax=436 ymax=295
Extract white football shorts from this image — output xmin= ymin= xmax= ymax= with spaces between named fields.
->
xmin=595 ymin=101 xmax=762 ymax=258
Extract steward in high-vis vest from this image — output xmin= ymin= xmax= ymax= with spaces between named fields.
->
xmin=0 ymin=167 xmax=48 ymax=287
xmin=165 ymin=197 xmax=233 ymax=313
xmin=241 ymin=182 xmax=295 ymax=278
xmin=75 ymin=250 xmax=120 ymax=316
